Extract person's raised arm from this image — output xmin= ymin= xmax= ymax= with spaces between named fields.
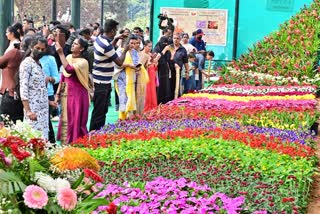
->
xmin=113 ymin=43 xmax=129 ymax=66
xmin=55 ymin=41 xmax=69 ymax=69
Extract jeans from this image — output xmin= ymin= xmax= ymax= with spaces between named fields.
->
xmin=0 ymin=92 xmax=23 ymax=124
xmin=48 ymin=95 xmax=56 ymax=143
xmin=181 ymin=77 xmax=191 ymax=94
xmin=195 ymin=53 xmax=205 ymax=89
xmin=89 ymin=83 xmax=112 ymax=131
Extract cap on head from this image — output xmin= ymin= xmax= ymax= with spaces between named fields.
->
xmin=196 ymin=29 xmax=204 ymax=35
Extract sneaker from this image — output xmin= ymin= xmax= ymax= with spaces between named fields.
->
xmin=51 ymin=116 xmax=60 ymax=122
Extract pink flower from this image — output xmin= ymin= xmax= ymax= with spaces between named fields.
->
xmin=23 ymin=185 xmax=48 ymax=209
xmin=57 ymin=187 xmax=77 ymax=211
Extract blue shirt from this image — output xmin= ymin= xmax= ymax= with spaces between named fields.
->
xmin=39 ymin=55 xmax=60 ymax=96
xmin=189 ymin=37 xmax=206 ymax=52
xmin=93 ymin=35 xmax=118 ymax=84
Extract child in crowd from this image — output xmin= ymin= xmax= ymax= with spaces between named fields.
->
xmin=202 ymin=51 xmax=219 ymax=86
xmin=181 ymin=53 xmax=196 ymax=94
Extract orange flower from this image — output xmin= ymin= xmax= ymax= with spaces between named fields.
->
xmin=50 ymin=147 xmax=100 ymax=172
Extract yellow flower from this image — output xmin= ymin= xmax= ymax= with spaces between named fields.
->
xmin=0 ymin=127 xmax=10 ymax=137
xmin=50 ymin=147 xmax=100 ymax=172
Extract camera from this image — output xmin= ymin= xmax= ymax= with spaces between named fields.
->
xmin=157 ymin=13 xmax=174 ymax=31
xmin=157 ymin=13 xmax=167 ymax=20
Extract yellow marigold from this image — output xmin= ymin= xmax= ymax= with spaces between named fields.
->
xmin=50 ymin=147 xmax=100 ymax=172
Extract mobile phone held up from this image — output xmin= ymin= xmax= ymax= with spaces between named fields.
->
xmin=136 ymin=63 xmax=142 ymax=68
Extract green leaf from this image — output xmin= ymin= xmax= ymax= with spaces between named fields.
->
xmin=71 ymin=172 xmax=85 ymax=189
xmin=0 ymin=170 xmax=26 ymax=195
xmin=28 ymin=159 xmax=45 ymax=177
xmin=45 ymin=198 xmax=64 ymax=214
xmin=76 ymin=197 xmax=110 ymax=213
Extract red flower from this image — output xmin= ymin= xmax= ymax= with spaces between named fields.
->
xmin=9 ymin=144 xmax=31 ymax=161
xmin=83 ymin=168 xmax=104 ymax=183
xmin=3 ymin=136 xmax=26 ymax=147
xmin=282 ymin=197 xmax=295 ymax=203
xmin=28 ymin=138 xmax=45 ymax=152
xmin=106 ymin=202 xmax=117 ymax=214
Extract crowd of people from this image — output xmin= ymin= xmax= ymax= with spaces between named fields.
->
xmin=0 ymin=17 xmax=217 ymax=144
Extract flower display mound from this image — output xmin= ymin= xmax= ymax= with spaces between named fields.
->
xmin=128 ymin=105 xmax=317 ymax=131
xmin=100 ymin=158 xmax=299 ymax=213
xmin=77 ymin=126 xmax=315 ymax=158
xmin=94 ymin=177 xmax=251 ymax=213
xmin=74 ymin=119 xmax=315 ymax=148
xmin=215 ymin=0 xmax=320 ymax=86
xmin=87 ymin=137 xmax=315 ymax=213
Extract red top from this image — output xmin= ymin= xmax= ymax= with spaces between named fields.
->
xmin=0 ymin=48 xmax=23 ymax=96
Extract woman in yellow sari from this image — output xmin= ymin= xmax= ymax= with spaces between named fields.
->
xmin=115 ymin=35 xmax=148 ymax=120
xmin=55 ymin=38 xmax=90 ymax=144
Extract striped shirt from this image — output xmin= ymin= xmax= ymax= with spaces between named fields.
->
xmin=92 ymin=35 xmax=118 ymax=84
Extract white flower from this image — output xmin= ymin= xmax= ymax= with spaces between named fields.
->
xmin=55 ymin=178 xmax=71 ymax=192
xmin=34 ymin=172 xmax=56 ymax=193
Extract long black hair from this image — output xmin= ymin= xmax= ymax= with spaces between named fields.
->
xmin=15 ymin=35 xmax=35 ymax=99
xmin=77 ymin=37 xmax=92 ymax=72
xmin=12 ymin=22 xmax=24 ymax=37
xmin=7 ymin=26 xmax=20 ymax=41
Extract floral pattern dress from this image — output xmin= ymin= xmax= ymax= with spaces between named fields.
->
xmin=19 ymin=57 xmax=49 ymax=139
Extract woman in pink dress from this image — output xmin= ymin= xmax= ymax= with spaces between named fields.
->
xmin=143 ymin=40 xmax=158 ymax=112
xmin=55 ymin=38 xmax=90 ymax=144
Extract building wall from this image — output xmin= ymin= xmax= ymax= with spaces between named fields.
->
xmin=152 ymin=0 xmax=313 ymax=60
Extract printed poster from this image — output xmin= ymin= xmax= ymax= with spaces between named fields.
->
xmin=160 ymin=7 xmax=228 ymax=46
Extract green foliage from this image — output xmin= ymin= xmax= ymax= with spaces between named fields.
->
xmin=0 ymin=170 xmax=26 ymax=195
xmin=28 ymin=159 xmax=45 ymax=178
xmin=75 ymin=192 xmax=109 ymax=213
xmin=125 ymin=16 xmax=149 ymax=31
xmin=71 ymin=172 xmax=85 ymax=189
xmin=218 ymin=0 xmax=320 ymax=86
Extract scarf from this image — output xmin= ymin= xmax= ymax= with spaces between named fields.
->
xmin=125 ymin=51 xmax=149 ymax=112
xmin=62 ymin=55 xmax=90 ymax=91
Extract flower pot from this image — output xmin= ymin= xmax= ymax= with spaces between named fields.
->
xmin=310 ymin=122 xmax=319 ymax=136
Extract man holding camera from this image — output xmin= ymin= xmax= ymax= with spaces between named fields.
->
xmin=89 ymin=19 xmax=129 ymax=131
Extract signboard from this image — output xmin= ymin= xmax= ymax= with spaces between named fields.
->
xmin=267 ymin=0 xmax=294 ymax=12
xmin=160 ymin=7 xmax=228 ymax=46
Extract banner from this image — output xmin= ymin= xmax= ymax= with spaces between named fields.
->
xmin=160 ymin=7 xmax=228 ymax=46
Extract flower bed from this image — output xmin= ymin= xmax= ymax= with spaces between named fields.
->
xmin=75 ymin=85 xmax=319 ymax=213
xmin=215 ymin=0 xmax=320 ymax=87
xmin=94 ymin=177 xmax=249 ymax=213
xmin=86 ymin=137 xmax=315 ymax=213
xmin=2 ymin=84 xmax=318 ymax=212
xmin=201 ymin=84 xmax=317 ymax=96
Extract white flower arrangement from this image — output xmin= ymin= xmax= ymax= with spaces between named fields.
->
xmin=34 ymin=172 xmax=71 ymax=193
xmin=34 ymin=172 xmax=56 ymax=193
xmin=203 ymin=84 xmax=317 ymax=95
